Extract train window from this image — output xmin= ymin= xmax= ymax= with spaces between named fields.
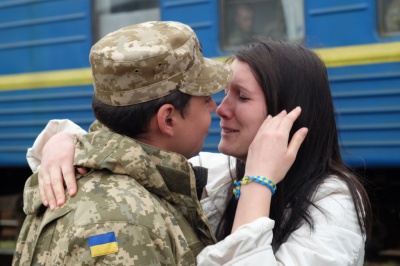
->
xmin=93 ymin=0 xmax=160 ymax=42
xmin=378 ymin=0 xmax=400 ymax=35
xmin=220 ymin=0 xmax=305 ymax=51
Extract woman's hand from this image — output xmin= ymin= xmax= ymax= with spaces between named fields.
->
xmin=245 ymin=106 xmax=308 ymax=184
xmin=38 ymin=132 xmax=84 ymax=210
xmin=232 ymin=107 xmax=307 ymax=232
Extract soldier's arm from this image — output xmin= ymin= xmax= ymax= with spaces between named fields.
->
xmin=52 ymin=223 xmax=180 ymax=265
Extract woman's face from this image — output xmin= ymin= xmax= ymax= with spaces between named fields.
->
xmin=217 ymin=59 xmax=267 ymax=162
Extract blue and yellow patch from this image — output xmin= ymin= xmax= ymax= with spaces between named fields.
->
xmin=87 ymin=232 xmax=119 ymax=257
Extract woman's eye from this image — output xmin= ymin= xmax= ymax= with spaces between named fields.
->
xmin=239 ymin=95 xmax=249 ymax=101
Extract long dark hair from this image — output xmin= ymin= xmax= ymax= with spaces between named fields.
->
xmin=215 ymin=38 xmax=372 ymax=250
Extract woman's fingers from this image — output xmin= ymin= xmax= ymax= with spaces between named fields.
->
xmin=38 ymin=170 xmax=49 ymax=207
xmin=39 ymin=162 xmax=81 ymax=211
xmin=278 ymin=107 xmax=302 ymax=134
xmin=63 ymin=165 xmax=79 ymax=197
xmin=39 ymin=132 xmax=77 ymax=210
xmin=39 ymin=166 xmax=61 ymax=211
xmin=246 ymin=107 xmax=307 ymax=184
xmin=287 ymin=127 xmax=308 ymax=159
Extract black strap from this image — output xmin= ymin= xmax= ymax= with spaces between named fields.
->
xmin=192 ymin=166 xmax=208 ymax=201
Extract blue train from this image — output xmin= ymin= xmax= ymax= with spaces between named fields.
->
xmin=0 ymin=0 xmax=399 ymax=258
xmin=0 ymin=0 xmax=399 ymax=168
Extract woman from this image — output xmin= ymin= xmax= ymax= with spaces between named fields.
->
xmin=196 ymin=39 xmax=372 ymax=265
xmin=28 ymin=38 xmax=371 ymax=265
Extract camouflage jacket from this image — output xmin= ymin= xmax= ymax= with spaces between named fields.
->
xmin=13 ymin=126 xmax=216 ymax=265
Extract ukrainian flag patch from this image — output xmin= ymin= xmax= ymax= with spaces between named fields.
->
xmin=88 ymin=232 xmax=119 ymax=257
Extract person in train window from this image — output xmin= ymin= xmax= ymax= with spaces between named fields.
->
xmin=228 ymin=3 xmax=256 ymax=47
xmin=385 ymin=0 xmax=400 ymax=32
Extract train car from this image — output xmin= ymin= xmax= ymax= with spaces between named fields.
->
xmin=0 ymin=0 xmax=399 ymax=262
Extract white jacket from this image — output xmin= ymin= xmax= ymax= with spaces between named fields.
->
xmin=28 ymin=119 xmax=365 ymax=266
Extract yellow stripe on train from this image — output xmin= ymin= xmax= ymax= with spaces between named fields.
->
xmin=314 ymin=41 xmax=400 ymax=67
xmin=214 ymin=41 xmax=400 ymax=67
xmin=0 ymin=68 xmax=92 ymax=91
xmin=0 ymin=42 xmax=399 ymax=91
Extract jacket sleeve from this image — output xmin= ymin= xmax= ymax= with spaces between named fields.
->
xmin=46 ymin=222 xmax=183 ymax=265
xmin=197 ymin=178 xmax=365 ymax=266
xmin=26 ymin=119 xmax=87 ymax=173
xmin=197 ymin=217 xmax=276 ymax=266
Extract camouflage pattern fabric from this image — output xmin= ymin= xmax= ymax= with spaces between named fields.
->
xmin=90 ymin=21 xmax=231 ymax=106
xmin=13 ymin=124 xmax=216 ymax=265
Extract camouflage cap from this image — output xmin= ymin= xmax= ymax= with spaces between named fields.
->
xmin=90 ymin=21 xmax=232 ymax=106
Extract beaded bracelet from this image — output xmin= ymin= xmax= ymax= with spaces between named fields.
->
xmin=233 ymin=175 xmax=277 ymax=200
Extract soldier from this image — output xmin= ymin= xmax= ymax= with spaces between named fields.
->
xmin=228 ymin=4 xmax=256 ymax=47
xmin=13 ymin=21 xmax=231 ymax=265
xmin=385 ymin=0 xmax=400 ymax=32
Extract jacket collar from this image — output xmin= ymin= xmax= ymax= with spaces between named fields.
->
xmin=74 ymin=129 xmax=195 ymax=203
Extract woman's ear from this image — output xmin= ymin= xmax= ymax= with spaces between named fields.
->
xmin=156 ymin=104 xmax=176 ymax=137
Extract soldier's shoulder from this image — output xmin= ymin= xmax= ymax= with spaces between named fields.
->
xmin=71 ymin=171 xmax=165 ymax=228
xmin=77 ymin=171 xmax=156 ymax=204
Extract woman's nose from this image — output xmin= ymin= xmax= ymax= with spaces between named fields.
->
xmin=216 ymin=96 xmax=231 ymax=118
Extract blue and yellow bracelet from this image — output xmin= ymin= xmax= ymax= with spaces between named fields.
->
xmin=233 ymin=175 xmax=277 ymax=200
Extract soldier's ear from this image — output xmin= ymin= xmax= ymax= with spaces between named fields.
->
xmin=156 ymin=104 xmax=177 ymax=137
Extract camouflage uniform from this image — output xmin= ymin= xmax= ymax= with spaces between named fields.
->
xmin=13 ymin=122 xmax=216 ymax=265
xmin=13 ymin=21 xmax=231 ymax=265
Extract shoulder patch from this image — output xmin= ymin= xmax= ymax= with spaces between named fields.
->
xmin=88 ymin=232 xmax=119 ymax=257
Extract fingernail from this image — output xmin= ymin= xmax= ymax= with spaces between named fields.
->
xmin=43 ymin=200 xmax=48 ymax=206
xmin=69 ymin=188 xmax=75 ymax=195
xmin=57 ymin=198 xmax=63 ymax=206
xmin=50 ymin=203 xmax=55 ymax=211
xmin=301 ymin=128 xmax=309 ymax=137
